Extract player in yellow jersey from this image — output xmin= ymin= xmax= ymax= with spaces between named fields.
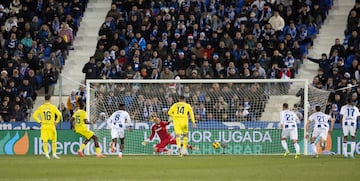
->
xmin=168 ymin=95 xmax=196 ymax=157
xmin=32 ymin=95 xmax=62 ymax=159
xmin=71 ymin=103 xmax=105 ymax=158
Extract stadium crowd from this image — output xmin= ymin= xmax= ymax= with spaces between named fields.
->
xmin=307 ymin=0 xmax=360 ymax=123
xmin=0 ymin=0 xmax=88 ymax=122
xmin=0 ymin=0 xmax=334 ymax=123
xmin=84 ymin=0 xmax=332 ymax=122
xmin=85 ymin=0 xmax=332 ymax=81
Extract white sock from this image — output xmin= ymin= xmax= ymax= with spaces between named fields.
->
xmin=117 ymin=144 xmax=121 ymax=154
xmin=281 ymin=140 xmax=288 ymax=152
xmin=350 ymin=142 xmax=356 ymax=157
xmin=343 ymin=142 xmax=348 ymax=156
xmin=294 ymin=143 xmax=300 ymax=154
xmin=311 ymin=143 xmax=317 ymax=155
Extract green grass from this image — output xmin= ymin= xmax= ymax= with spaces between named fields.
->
xmin=0 ymin=155 xmax=359 ymax=181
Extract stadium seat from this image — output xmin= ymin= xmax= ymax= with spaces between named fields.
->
xmin=345 ymin=54 xmax=354 ymax=70
xmin=307 ymin=25 xmax=318 ymax=37
xmin=36 ymin=75 xmax=43 ymax=87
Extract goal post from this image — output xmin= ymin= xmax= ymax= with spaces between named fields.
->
xmin=85 ymin=78 xmax=325 ymax=155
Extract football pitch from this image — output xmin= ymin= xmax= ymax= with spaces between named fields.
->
xmin=0 ymin=155 xmax=358 ymax=181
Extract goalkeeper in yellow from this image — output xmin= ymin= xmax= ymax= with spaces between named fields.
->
xmin=71 ymin=103 xmax=105 ymax=158
xmin=33 ymin=95 xmax=62 ymax=159
xmin=168 ymin=95 xmax=196 ymax=157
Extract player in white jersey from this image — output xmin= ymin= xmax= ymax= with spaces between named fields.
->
xmin=340 ymin=98 xmax=360 ymax=158
xmin=306 ymin=106 xmax=335 ymax=157
xmin=279 ymin=103 xmax=301 ymax=159
xmin=107 ymin=103 xmax=132 ymax=158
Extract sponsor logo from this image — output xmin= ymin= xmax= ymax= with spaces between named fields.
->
xmin=0 ymin=132 xmax=29 ymax=155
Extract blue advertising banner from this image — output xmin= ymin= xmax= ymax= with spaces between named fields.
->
xmin=0 ymin=122 xmax=71 ymax=130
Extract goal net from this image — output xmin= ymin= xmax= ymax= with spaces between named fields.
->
xmin=85 ymin=79 xmax=330 ymax=155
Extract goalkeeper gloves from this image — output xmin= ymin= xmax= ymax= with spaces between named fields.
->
xmin=142 ymin=139 xmax=150 ymax=146
xmin=167 ymin=117 xmax=173 ymax=122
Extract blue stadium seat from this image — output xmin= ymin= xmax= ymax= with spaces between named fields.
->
xmin=300 ymin=45 xmax=308 ymax=56
xmin=307 ymin=25 xmax=318 ymax=37
xmin=345 ymin=54 xmax=354 ymax=70
xmin=63 ymin=6 xmax=71 ymax=15
xmin=44 ymin=47 xmax=51 ymax=58
xmin=36 ymin=75 xmax=43 ymax=86
xmin=343 ymin=34 xmax=352 ymax=45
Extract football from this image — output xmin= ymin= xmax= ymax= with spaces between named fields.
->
xmin=212 ymin=141 xmax=221 ymax=149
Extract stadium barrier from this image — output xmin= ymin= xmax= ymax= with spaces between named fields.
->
xmin=0 ymin=129 xmax=359 ymax=155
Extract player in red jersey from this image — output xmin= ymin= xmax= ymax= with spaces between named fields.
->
xmin=142 ymin=113 xmax=198 ymax=154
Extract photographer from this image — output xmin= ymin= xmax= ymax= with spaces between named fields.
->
xmin=296 ymin=88 xmax=304 ymax=108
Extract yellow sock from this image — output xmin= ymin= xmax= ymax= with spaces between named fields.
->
xmin=80 ymin=144 xmax=86 ymax=151
xmin=96 ymin=147 xmax=101 ymax=155
xmin=52 ymin=141 xmax=57 ymax=155
xmin=183 ymin=136 xmax=188 ymax=150
xmin=43 ymin=140 xmax=48 ymax=155
xmin=176 ymin=137 xmax=181 ymax=149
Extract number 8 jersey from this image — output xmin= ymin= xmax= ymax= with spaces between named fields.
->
xmin=107 ymin=110 xmax=132 ymax=129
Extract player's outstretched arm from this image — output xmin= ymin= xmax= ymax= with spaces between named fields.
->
xmin=167 ymin=117 xmax=172 ymax=122
xmin=142 ymin=127 xmax=155 ymax=146
xmin=142 ymin=139 xmax=150 ymax=146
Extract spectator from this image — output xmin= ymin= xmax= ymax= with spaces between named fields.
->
xmin=329 ymin=38 xmax=346 ymax=58
xmin=347 ymin=10 xmax=359 ymax=35
xmin=283 ymin=51 xmax=296 ymax=78
xmin=213 ymin=96 xmax=229 ymax=120
xmin=268 ymin=62 xmax=282 ymax=79
xmin=268 ymin=10 xmax=285 ymax=34
xmin=214 ymin=62 xmax=225 ymax=78
xmin=0 ymin=97 xmax=10 ymax=122
xmin=346 ymin=30 xmax=359 ymax=56
xmin=67 ymin=89 xmax=80 ymax=116
xmin=200 ymin=60 xmax=214 ymax=78
xmin=311 ymin=3 xmax=325 ymax=26
xmin=190 ymin=69 xmax=200 ymax=79
xmin=75 ymin=84 xmax=86 ymax=105
xmin=42 ymin=63 xmax=58 ymax=95
xmin=17 ymin=77 xmax=35 ymax=109
xmin=307 ymin=53 xmax=332 ymax=77
xmin=185 ymin=61 xmax=200 ymax=78
xmin=82 ymin=56 xmax=100 ymax=80
xmin=44 ymin=51 xmax=63 ymax=72
xmin=59 ymin=102 xmax=71 ymax=122
xmin=160 ymin=67 xmax=174 ymax=79
xmin=52 ymin=36 xmax=68 ymax=61
xmin=9 ymin=103 xmax=25 ymax=122
xmin=11 ymin=95 xmax=29 ymax=118
xmin=106 ymin=4 xmax=121 ymax=20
